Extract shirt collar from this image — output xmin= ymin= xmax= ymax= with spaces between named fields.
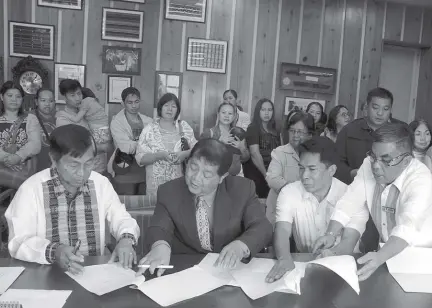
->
xmin=301 ymin=177 xmax=339 ymax=206
xmin=389 ymin=158 xmax=414 ymax=192
xmin=195 ymin=188 xmax=217 ymax=208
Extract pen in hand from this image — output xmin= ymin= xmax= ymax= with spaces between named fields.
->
xmin=73 ymin=240 xmax=81 ymax=255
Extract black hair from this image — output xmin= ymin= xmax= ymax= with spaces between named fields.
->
xmin=157 ymin=93 xmax=181 ymax=120
xmin=58 ymin=79 xmax=82 ymax=96
xmin=35 ymin=87 xmax=53 ymax=99
xmin=286 ymin=111 xmax=315 ymax=133
xmin=409 ymin=119 xmax=432 ymax=150
xmin=49 ymin=124 xmax=97 ymax=161
xmin=121 ymin=87 xmax=141 ymax=102
xmin=223 ymin=89 xmax=238 ymax=100
xmin=298 ymin=136 xmax=339 ymax=167
xmin=306 ymin=101 xmax=324 ymax=123
xmin=189 ymin=139 xmax=233 ymax=176
xmin=367 ymin=87 xmax=394 ymax=106
xmin=0 ymin=81 xmax=25 ymax=116
xmin=251 ymin=98 xmax=277 ymax=135
xmin=326 ymin=105 xmax=349 ymax=134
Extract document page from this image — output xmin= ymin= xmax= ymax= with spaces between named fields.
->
xmin=65 ymin=263 xmax=145 ymax=296
xmin=0 ymin=267 xmax=25 ymax=294
xmin=0 ymin=289 xmax=72 ymax=308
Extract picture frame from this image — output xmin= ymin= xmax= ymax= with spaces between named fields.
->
xmin=37 ymin=0 xmax=83 ymax=10
xmin=186 ymin=38 xmax=228 ymax=74
xmin=165 ymin=0 xmax=207 ymax=23
xmin=108 ymin=75 xmax=132 ymax=104
xmin=102 ymin=46 xmax=142 ymax=76
xmin=284 ymin=97 xmax=326 ymax=115
xmin=9 ymin=21 xmax=55 ymax=60
xmin=102 ymin=8 xmax=144 ymax=43
xmin=154 ymin=71 xmax=183 ymax=107
xmin=280 ymin=63 xmax=337 ymax=94
xmin=54 ymin=63 xmax=86 ymax=104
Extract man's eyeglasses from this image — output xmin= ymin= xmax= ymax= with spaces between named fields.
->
xmin=288 ymin=129 xmax=309 ymax=137
xmin=366 ymin=151 xmax=412 ymax=167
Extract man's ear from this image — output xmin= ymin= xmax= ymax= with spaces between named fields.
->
xmin=219 ymin=172 xmax=229 ymax=184
xmin=328 ymin=164 xmax=337 ymax=177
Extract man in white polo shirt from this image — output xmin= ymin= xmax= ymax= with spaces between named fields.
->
xmin=266 ymin=137 xmax=368 ymax=283
xmin=314 ymin=123 xmax=432 ymax=281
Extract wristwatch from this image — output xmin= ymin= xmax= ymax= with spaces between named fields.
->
xmin=119 ymin=233 xmax=137 ymax=248
xmin=325 ymin=231 xmax=338 ymax=239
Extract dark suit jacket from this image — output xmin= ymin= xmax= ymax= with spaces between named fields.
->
xmin=145 ymin=176 xmax=273 ymax=257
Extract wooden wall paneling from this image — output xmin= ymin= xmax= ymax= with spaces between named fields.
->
xmin=60 ymin=10 xmax=84 ymax=64
xmin=85 ymin=0 xmax=106 ymax=114
xmin=415 ymin=49 xmax=432 ymax=125
xmin=0 ymin=0 xmax=4 ymax=84
xmin=251 ymin=0 xmax=279 ymax=115
xmin=180 ymin=23 xmax=206 ymax=136
xmin=357 ymin=0 xmax=385 ymax=117
xmin=273 ymin=0 xmax=301 ymax=130
xmin=159 ymin=19 xmax=183 ymax=72
xmin=230 ymin=0 xmax=256 ymax=115
xmin=34 ymin=5 xmax=58 ymax=88
xmin=421 ymin=9 xmax=432 ymax=45
xmin=338 ymin=0 xmax=363 ymax=113
xmin=203 ymin=0 xmax=232 ymax=131
xmin=7 ymin=0 xmax=32 ymax=79
xmin=404 ymin=6 xmax=423 ymax=43
xmin=320 ymin=0 xmax=344 ymax=110
xmin=384 ymin=3 xmax=404 ymax=41
xmin=133 ymin=0 xmax=160 ymax=118
xmin=300 ymin=0 xmax=322 ymax=66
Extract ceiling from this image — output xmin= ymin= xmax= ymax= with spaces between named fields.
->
xmin=375 ymin=0 xmax=432 ymax=8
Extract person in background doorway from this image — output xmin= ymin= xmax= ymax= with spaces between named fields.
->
xmin=409 ymin=119 xmax=432 ymax=171
xmin=201 ymin=102 xmax=249 ymax=176
xmin=243 ymin=98 xmax=281 ymax=198
xmin=32 ymin=88 xmax=56 ymax=171
xmin=265 ymin=111 xmax=314 ymax=225
xmin=135 ymin=93 xmax=197 ymax=202
xmin=109 ymin=87 xmax=152 ymax=195
xmin=223 ymin=89 xmax=251 ymax=131
xmin=322 ymin=105 xmax=352 ymax=143
xmin=306 ymin=102 xmax=326 ymax=136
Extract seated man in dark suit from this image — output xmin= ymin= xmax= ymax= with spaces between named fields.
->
xmin=137 ymin=138 xmax=273 ymax=276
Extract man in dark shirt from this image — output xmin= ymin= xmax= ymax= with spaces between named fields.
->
xmin=335 ymin=88 xmax=405 ymax=184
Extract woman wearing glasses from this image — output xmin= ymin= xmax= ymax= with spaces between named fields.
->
xmin=265 ymin=111 xmax=315 ymax=225
xmin=322 ymin=106 xmax=352 ymax=143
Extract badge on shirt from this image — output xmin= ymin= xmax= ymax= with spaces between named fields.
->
xmin=382 ymin=206 xmax=395 ymax=214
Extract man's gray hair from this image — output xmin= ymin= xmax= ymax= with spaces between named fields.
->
xmin=372 ymin=123 xmax=413 ymax=153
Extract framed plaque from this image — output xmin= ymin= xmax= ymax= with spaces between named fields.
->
xmin=165 ymin=0 xmax=207 ymax=23
xmin=102 ymin=8 xmax=144 ymax=43
xmin=186 ymin=38 xmax=227 ymax=74
xmin=108 ymin=75 xmax=132 ymax=104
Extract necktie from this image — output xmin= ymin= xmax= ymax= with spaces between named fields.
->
xmin=196 ymin=198 xmax=212 ymax=251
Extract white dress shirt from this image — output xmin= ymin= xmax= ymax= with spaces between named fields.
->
xmin=276 ymin=178 xmax=367 ymax=253
xmin=5 ymin=169 xmax=140 ymax=264
xmin=332 ymin=157 xmax=432 ymax=247
xmin=236 ymin=108 xmax=251 ymax=131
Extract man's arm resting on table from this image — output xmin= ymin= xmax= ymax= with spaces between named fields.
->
xmin=330 ymin=227 xmax=361 ymax=255
xmin=376 ymin=236 xmax=409 ymax=264
xmin=274 ymin=222 xmax=294 ymax=261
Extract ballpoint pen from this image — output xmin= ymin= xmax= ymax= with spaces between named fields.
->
xmin=73 ymin=240 xmax=81 ymax=254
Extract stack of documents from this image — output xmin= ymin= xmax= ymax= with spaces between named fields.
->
xmin=0 ymin=289 xmax=72 ymax=308
xmin=386 ymin=246 xmax=432 ymax=293
xmin=0 ymin=267 xmax=25 ymax=294
xmin=136 ymin=253 xmax=360 ymax=306
xmin=66 ymin=263 xmax=145 ymax=296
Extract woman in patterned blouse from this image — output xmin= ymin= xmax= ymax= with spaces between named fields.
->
xmin=135 ymin=93 xmax=197 ymax=203
xmin=0 ymin=81 xmax=41 ymax=189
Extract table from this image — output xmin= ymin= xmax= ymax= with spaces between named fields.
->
xmin=1 ymin=254 xmax=432 ymax=308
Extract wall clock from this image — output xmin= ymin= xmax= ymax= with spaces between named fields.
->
xmin=12 ymin=56 xmax=49 ymax=95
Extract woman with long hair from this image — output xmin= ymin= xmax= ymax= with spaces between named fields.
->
xmin=306 ymin=101 xmax=326 ymax=136
xmin=322 ymin=105 xmax=351 ymax=142
xmin=243 ymin=98 xmax=281 ymax=198
xmin=201 ymin=102 xmax=249 ymax=176
xmin=223 ymin=89 xmax=251 ymax=130
xmin=409 ymin=119 xmax=432 ymax=170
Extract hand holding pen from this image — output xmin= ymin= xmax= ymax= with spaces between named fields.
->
xmin=54 ymin=239 xmax=85 ymax=275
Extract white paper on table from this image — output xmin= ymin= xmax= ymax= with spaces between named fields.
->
xmin=136 ymin=265 xmax=230 ymax=307
xmin=307 ymin=255 xmax=360 ymax=294
xmin=0 ymin=289 xmax=72 ymax=308
xmin=65 ymin=263 xmax=145 ymax=296
xmin=0 ymin=267 xmax=25 ymax=294
xmin=385 ymin=246 xmax=432 ymax=293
